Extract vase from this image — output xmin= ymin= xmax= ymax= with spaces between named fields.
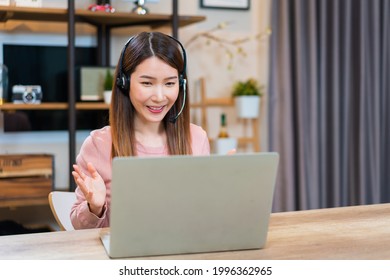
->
xmin=132 ymin=0 xmax=149 ymax=15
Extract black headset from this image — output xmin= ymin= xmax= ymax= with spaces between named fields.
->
xmin=116 ymin=33 xmax=187 ymax=95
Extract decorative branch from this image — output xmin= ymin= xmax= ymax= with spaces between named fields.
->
xmin=185 ymin=22 xmax=272 ymax=70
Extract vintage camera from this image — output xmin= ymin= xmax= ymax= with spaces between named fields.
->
xmin=12 ymin=85 xmax=43 ymax=104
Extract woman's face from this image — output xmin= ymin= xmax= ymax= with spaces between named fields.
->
xmin=129 ymin=57 xmax=180 ymax=125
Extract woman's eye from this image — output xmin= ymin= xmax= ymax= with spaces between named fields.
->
xmin=141 ymin=81 xmax=152 ymax=86
xmin=166 ymin=82 xmax=176 ymax=87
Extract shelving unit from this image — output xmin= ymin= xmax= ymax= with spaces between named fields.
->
xmin=192 ymin=78 xmax=264 ymax=152
xmin=0 ymin=5 xmax=205 ymax=65
xmin=0 ymin=2 xmax=206 ymax=193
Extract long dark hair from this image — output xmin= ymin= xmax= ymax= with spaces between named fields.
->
xmin=109 ymin=32 xmax=192 ymax=157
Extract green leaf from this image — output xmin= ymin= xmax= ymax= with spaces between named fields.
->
xmin=232 ymin=78 xmax=264 ymax=97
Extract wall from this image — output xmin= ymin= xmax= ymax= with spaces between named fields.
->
xmin=0 ymin=0 xmax=271 ymax=190
xmin=180 ymin=0 xmax=271 ymax=151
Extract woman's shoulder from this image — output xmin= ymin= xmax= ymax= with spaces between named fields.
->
xmin=89 ymin=126 xmax=111 ymax=140
xmin=82 ymin=126 xmax=112 ymax=150
xmin=190 ymin=123 xmax=210 ymax=155
xmin=190 ymin=123 xmax=207 ymax=137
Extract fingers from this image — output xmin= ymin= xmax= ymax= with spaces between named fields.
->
xmin=72 ymin=170 xmax=89 ymax=197
xmin=86 ymin=162 xmax=100 ymax=180
xmin=72 ymin=164 xmax=91 ymax=198
xmin=72 ymin=162 xmax=103 ymax=197
xmin=74 ymin=163 xmax=99 ymax=180
xmin=73 ymin=164 xmax=86 ymax=180
xmin=227 ymin=148 xmax=237 ymax=155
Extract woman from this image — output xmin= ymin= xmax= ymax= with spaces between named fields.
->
xmin=70 ymin=32 xmax=210 ymax=229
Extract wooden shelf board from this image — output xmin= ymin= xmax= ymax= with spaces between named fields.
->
xmin=78 ymin=10 xmax=206 ymax=28
xmin=191 ymin=97 xmax=234 ymax=108
xmin=0 ymin=102 xmax=109 ymax=111
xmin=0 ymin=7 xmax=67 ymax=22
xmin=76 ymin=102 xmax=110 ymax=110
xmin=0 ymin=197 xmax=49 ymax=208
xmin=0 ymin=6 xmax=206 ymax=28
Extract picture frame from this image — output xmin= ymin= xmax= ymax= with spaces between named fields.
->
xmin=200 ymin=0 xmax=250 ymax=10
xmin=0 ymin=0 xmax=10 ymax=6
xmin=14 ymin=0 xmax=43 ymax=8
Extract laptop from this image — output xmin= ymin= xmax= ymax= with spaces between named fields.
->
xmin=100 ymin=152 xmax=279 ymax=258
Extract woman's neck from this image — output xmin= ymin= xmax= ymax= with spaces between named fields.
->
xmin=134 ymin=120 xmax=166 ymax=148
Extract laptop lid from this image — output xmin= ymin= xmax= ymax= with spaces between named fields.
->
xmin=101 ymin=152 xmax=279 ymax=258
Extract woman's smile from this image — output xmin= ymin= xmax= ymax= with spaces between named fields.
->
xmin=147 ymin=105 xmax=165 ymax=114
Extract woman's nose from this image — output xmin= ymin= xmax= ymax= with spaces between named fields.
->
xmin=152 ymin=85 xmax=165 ymax=101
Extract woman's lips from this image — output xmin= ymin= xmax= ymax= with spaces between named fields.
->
xmin=147 ymin=105 xmax=165 ymax=113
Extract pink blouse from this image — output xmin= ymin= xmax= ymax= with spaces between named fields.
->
xmin=70 ymin=124 xmax=210 ymax=229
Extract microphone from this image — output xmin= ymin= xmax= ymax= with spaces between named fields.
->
xmin=169 ymin=79 xmax=187 ymax=123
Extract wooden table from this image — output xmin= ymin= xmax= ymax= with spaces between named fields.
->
xmin=1 ymin=203 xmax=390 ymax=260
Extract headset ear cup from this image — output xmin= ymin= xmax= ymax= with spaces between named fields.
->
xmin=122 ymin=74 xmax=129 ymax=92
xmin=116 ymin=75 xmax=123 ymax=89
xmin=117 ymin=73 xmax=130 ymax=94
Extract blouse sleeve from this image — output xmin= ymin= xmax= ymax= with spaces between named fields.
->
xmin=70 ymin=127 xmax=112 ymax=229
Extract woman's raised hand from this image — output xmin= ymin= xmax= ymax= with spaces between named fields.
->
xmin=72 ymin=162 xmax=106 ymax=217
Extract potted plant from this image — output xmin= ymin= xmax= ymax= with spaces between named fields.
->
xmin=232 ymin=78 xmax=264 ymax=118
xmin=103 ymin=69 xmax=113 ymax=104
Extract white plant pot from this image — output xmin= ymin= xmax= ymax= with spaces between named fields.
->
xmin=234 ymin=96 xmax=260 ymax=119
xmin=104 ymin=90 xmax=112 ymax=104
xmin=214 ymin=138 xmax=238 ymax=155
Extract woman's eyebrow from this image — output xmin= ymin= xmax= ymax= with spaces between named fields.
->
xmin=139 ymin=75 xmax=156 ymax=79
xmin=165 ymin=76 xmax=178 ymax=80
xmin=139 ymin=75 xmax=178 ymax=80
